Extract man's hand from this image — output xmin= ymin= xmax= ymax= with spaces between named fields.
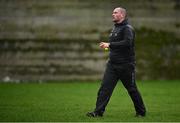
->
xmin=99 ymin=42 xmax=110 ymax=49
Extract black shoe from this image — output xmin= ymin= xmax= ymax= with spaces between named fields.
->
xmin=86 ymin=111 xmax=103 ymax=117
xmin=135 ymin=113 xmax=145 ymax=117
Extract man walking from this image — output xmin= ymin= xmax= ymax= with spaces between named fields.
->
xmin=86 ymin=7 xmax=146 ymax=117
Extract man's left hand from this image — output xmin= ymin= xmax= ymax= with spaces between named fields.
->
xmin=99 ymin=42 xmax=110 ymax=49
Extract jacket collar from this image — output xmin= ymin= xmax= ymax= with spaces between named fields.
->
xmin=114 ymin=19 xmax=128 ymax=27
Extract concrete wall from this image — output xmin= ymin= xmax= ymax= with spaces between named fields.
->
xmin=0 ymin=0 xmax=179 ymax=82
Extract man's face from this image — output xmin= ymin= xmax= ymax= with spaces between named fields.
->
xmin=112 ymin=8 xmax=124 ymax=23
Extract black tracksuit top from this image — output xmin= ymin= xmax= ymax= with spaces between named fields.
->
xmin=109 ymin=19 xmax=135 ymax=64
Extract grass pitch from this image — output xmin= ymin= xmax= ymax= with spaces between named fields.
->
xmin=0 ymin=80 xmax=180 ymax=122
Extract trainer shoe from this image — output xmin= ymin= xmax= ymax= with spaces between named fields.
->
xmin=135 ymin=113 xmax=145 ymax=117
xmin=86 ymin=111 xmax=103 ymax=117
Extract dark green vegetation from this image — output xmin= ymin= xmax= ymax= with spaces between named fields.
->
xmin=135 ymin=27 xmax=180 ymax=80
xmin=0 ymin=80 xmax=180 ymax=122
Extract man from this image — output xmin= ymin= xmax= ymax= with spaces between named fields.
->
xmin=86 ymin=7 xmax=146 ymax=117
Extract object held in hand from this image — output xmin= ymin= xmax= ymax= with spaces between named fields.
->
xmin=104 ymin=48 xmax=108 ymax=51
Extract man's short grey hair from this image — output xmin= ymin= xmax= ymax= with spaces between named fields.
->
xmin=116 ymin=7 xmax=127 ymax=18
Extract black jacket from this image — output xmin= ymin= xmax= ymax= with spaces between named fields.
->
xmin=109 ymin=19 xmax=135 ymax=64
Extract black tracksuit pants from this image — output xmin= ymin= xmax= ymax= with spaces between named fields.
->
xmin=94 ymin=61 xmax=146 ymax=115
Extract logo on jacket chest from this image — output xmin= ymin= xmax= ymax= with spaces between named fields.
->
xmin=110 ymin=27 xmax=121 ymax=37
xmin=110 ymin=32 xmax=118 ymax=37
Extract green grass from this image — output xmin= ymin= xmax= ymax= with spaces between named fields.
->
xmin=0 ymin=80 xmax=180 ymax=122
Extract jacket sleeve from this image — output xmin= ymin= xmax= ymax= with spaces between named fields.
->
xmin=109 ymin=26 xmax=134 ymax=49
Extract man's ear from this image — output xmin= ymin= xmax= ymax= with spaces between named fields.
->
xmin=120 ymin=14 xmax=124 ymax=18
xmin=121 ymin=13 xmax=126 ymax=19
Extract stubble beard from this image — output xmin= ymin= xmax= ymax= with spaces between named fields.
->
xmin=112 ymin=18 xmax=118 ymax=23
